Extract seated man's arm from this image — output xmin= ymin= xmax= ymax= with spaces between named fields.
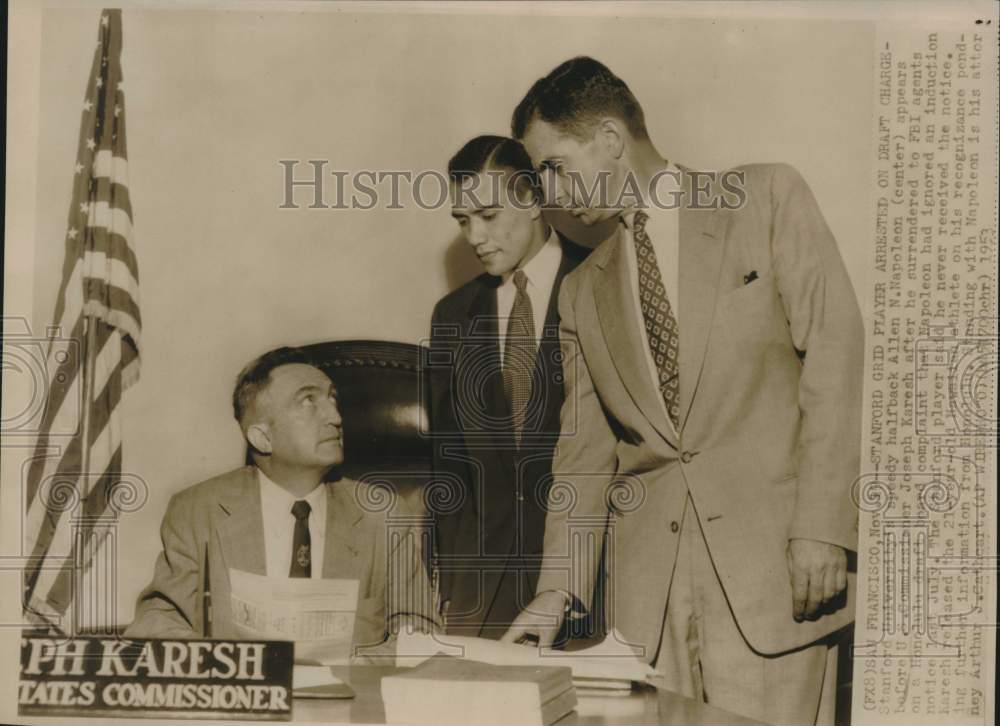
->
xmin=124 ymin=491 xmax=203 ymax=639
xmin=387 ymin=520 xmax=440 ymax=635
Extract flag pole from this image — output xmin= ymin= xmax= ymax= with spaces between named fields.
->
xmin=73 ymin=311 xmax=98 ymax=635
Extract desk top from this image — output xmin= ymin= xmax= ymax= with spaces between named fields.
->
xmin=293 ymin=665 xmax=765 ymax=725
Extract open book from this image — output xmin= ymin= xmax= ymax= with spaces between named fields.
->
xmin=393 ymin=629 xmax=655 ymax=689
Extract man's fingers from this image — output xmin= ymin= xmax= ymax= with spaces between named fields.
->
xmin=805 ymin=566 xmax=825 ymax=617
xmin=500 ymin=614 xmax=530 ymax=643
xmin=790 ymin=566 xmax=809 ymax=619
xmin=822 ymin=565 xmax=839 ymax=602
xmin=500 ymin=621 xmax=528 ymax=644
xmin=788 ymin=540 xmax=850 ymax=620
xmin=835 ymin=564 xmax=847 ymax=594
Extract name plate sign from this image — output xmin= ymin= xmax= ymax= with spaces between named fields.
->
xmin=19 ymin=636 xmax=293 ymax=720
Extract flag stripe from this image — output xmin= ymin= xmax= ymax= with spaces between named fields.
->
xmin=46 ymin=261 xmax=84 ymax=363
xmin=88 ymin=362 xmax=122 ymax=453
xmin=25 ymin=431 xmax=84 ymax=569
xmin=24 ymin=383 xmax=83 ymax=513
xmin=83 ymin=278 xmax=142 ymax=329
xmin=91 ymin=324 xmax=124 ymax=409
xmin=83 ymin=201 xmax=134 ymax=242
xmin=34 ymin=313 xmax=85 ymax=435
xmin=87 ymin=227 xmax=139 ymax=282
xmin=85 ymin=250 xmax=140 ymax=305
xmin=92 ymin=150 xmax=131 ymax=186
xmin=92 ymin=178 xmax=133 ymax=223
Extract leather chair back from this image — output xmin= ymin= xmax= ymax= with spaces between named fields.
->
xmin=304 ymin=340 xmax=433 ymax=520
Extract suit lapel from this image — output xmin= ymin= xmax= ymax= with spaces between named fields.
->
xmin=216 ymin=467 xmax=267 ymax=576
xmin=322 ymin=483 xmax=362 ymax=577
xmin=595 ymin=228 xmax=678 ymax=448
xmin=466 ymin=280 xmax=512 ymax=423
xmin=531 ymin=243 xmax=578 ymax=434
xmin=462 ymin=280 xmax=516 ymax=467
xmin=216 ymin=471 xmax=363 ymax=581
xmin=677 ymin=173 xmax=729 ymax=430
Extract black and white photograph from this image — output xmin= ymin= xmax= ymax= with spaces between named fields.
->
xmin=2 ymin=2 xmax=996 ymax=725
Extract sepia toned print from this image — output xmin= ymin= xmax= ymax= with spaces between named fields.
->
xmin=2 ymin=2 xmax=996 ymax=725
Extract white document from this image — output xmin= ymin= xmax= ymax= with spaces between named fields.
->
xmin=229 ymin=569 xmax=359 ymax=664
xmin=393 ymin=630 xmax=655 ymax=688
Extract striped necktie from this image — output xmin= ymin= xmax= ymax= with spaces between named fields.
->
xmin=632 ymin=210 xmax=681 ymax=428
xmin=502 ymin=269 xmax=536 ymax=445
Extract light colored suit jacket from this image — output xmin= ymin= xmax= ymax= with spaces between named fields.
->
xmin=126 ymin=466 xmax=434 ymax=651
xmin=538 ymin=164 xmax=864 ymax=658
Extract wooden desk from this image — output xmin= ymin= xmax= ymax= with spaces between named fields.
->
xmin=293 ymin=666 xmax=765 ymax=725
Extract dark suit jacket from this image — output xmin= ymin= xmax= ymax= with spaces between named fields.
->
xmin=429 ymin=233 xmax=589 ymax=638
xmin=125 ymin=466 xmax=434 ymax=652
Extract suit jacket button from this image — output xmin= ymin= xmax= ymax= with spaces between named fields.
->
xmin=680 ymin=451 xmax=694 ymax=464
xmin=670 ymin=521 xmax=680 ymax=533
xmin=516 ymin=492 xmax=524 ymax=502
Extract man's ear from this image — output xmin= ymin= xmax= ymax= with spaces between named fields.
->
xmin=529 ymin=195 xmax=542 ymax=221
xmin=246 ymin=423 xmax=272 ymax=454
xmin=596 ymin=118 xmax=625 ymax=160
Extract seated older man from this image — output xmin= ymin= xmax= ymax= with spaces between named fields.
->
xmin=126 ymin=346 xmax=436 ymax=651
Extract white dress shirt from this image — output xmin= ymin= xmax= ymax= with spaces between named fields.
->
xmin=622 ymin=165 xmax=682 ymax=435
xmin=258 ymin=468 xmax=328 ymax=578
xmin=497 ymin=228 xmax=562 ymax=364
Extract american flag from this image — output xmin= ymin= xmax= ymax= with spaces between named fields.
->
xmin=23 ymin=8 xmax=141 ymax=633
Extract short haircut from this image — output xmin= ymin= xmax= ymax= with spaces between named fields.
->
xmin=511 ymin=56 xmax=649 ymax=142
xmin=232 ymin=346 xmax=321 ymax=427
xmin=447 ymin=135 xmax=540 ymax=204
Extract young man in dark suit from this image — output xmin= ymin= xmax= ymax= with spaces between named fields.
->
xmin=428 ymin=136 xmax=589 ymax=639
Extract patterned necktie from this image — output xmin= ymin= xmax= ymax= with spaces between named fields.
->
xmin=632 ymin=210 xmax=681 ymax=428
xmin=502 ymin=269 xmax=536 ymax=445
xmin=289 ymin=500 xmax=312 ymax=578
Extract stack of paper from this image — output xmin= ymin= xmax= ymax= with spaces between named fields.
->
xmin=381 ymin=657 xmax=575 ymax=726
xmin=292 ymin=665 xmax=356 ymax=699
xmin=393 ymin=629 xmax=654 ymax=690
xmin=228 ymin=569 xmax=359 ymax=664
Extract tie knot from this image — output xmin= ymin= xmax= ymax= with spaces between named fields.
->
xmin=632 ymin=209 xmax=649 ymax=237
xmin=291 ymin=500 xmax=311 ymax=521
xmin=513 ymin=269 xmax=529 ymax=292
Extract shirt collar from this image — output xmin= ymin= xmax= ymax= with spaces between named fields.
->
xmin=620 ymin=161 xmax=681 ymax=231
xmin=501 ymin=226 xmax=561 ymax=287
xmin=257 ymin=467 xmax=327 ymax=514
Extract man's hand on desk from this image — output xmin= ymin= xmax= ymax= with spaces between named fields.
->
xmin=500 ymin=590 xmax=568 ymax=647
xmin=786 ymin=538 xmax=848 ymax=621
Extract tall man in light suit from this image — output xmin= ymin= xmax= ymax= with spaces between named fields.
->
xmin=503 ymin=58 xmax=864 ymax=726
xmin=429 ymin=136 xmax=588 ymax=638
xmin=127 ymin=347 xmax=435 ymax=652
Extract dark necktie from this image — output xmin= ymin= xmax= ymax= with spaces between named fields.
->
xmin=289 ymin=500 xmax=312 ymax=578
xmin=632 ymin=210 xmax=681 ymax=428
xmin=502 ymin=269 xmax=536 ymax=445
